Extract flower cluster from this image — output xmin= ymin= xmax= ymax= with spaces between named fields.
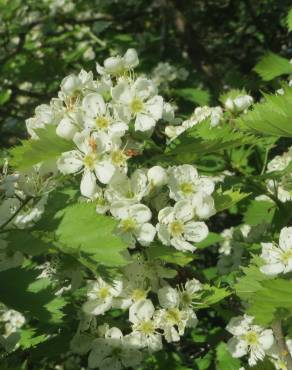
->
xmin=2 ymin=48 xmax=292 ymax=370
xmin=78 ymin=258 xmax=203 ymax=368
xmin=0 ymin=306 xmax=25 ymax=338
xmin=24 ymin=50 xmax=214 ymax=254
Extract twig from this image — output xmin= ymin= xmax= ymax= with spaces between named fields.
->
xmin=272 ymin=320 xmax=292 ymax=370
xmin=0 ymin=197 xmax=31 ymax=230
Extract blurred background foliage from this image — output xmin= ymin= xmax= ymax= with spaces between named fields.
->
xmin=0 ymin=0 xmax=291 ymax=149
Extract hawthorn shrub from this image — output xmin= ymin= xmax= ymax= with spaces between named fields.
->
xmin=1 ymin=36 xmax=292 ymax=370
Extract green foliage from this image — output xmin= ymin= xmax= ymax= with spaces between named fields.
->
xmin=236 ymin=263 xmax=292 ymax=325
xmin=163 ymin=119 xmax=256 ymax=163
xmin=235 ymin=262 xmax=270 ymax=301
xmin=0 ymin=266 xmax=67 ymax=324
xmin=175 ymin=88 xmax=210 ymax=106
xmin=243 ymin=200 xmax=275 ymax=226
xmin=238 ymin=86 xmax=292 ymax=136
xmin=56 ymin=203 xmax=129 ymax=267
xmin=1 ymin=3 xmax=292 ymax=369
xmin=146 ymin=243 xmax=195 ymax=266
xmin=287 ymin=8 xmax=292 ymax=32
xmin=9 ymin=126 xmax=74 ymax=171
xmin=196 ymin=232 xmax=224 ymax=249
xmin=200 ymin=285 xmax=230 ymax=307
xmin=254 ymin=52 xmax=292 ymax=81
xmin=247 ymin=279 xmax=292 ymax=325
xmin=214 ymin=189 xmax=250 ymax=213
xmin=215 ymin=342 xmax=241 ymax=370
xmin=6 ymin=230 xmax=50 ymax=256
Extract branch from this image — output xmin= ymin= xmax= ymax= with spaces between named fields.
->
xmin=272 ymin=320 xmax=292 ymax=370
xmin=0 ymin=197 xmax=31 ymax=231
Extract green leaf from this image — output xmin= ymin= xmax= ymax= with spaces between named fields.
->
xmin=6 ymin=230 xmax=50 ymax=256
xmin=238 ymin=86 xmax=292 ymax=137
xmin=19 ymin=328 xmax=47 ymax=349
xmin=146 ymin=243 xmax=195 ymax=266
xmin=247 ymin=359 xmax=275 ymax=370
xmin=216 ymin=342 xmax=241 ymax=370
xmin=0 ymin=266 xmax=67 ymax=324
xmin=9 ymin=125 xmax=74 ymax=171
xmin=196 ymin=232 xmax=224 ymax=249
xmin=56 ymin=203 xmax=128 ymax=267
xmin=243 ymin=200 xmax=275 ymax=226
xmin=175 ymin=88 xmax=210 ymax=106
xmin=247 ymin=279 xmax=292 ymax=325
xmin=162 ymin=119 xmax=256 ymax=163
xmin=214 ymin=189 xmax=250 ymax=213
xmin=0 ymin=88 xmax=11 ymax=105
xmin=287 ymin=8 xmax=292 ymax=32
xmin=201 ymin=285 xmax=230 ymax=307
xmin=235 ymin=262 xmax=271 ymax=301
xmin=254 ymin=52 xmax=292 ymax=81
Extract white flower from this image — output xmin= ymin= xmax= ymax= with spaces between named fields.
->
xmin=57 ymin=130 xmax=116 ymax=197
xmin=82 ymin=93 xmax=127 ymax=136
xmin=113 ymin=278 xmax=149 ymax=310
xmin=105 ymin=170 xmax=148 ymax=205
xmin=56 ymin=116 xmax=79 ymax=140
xmin=191 ymin=193 xmax=216 ymax=219
xmin=88 ymin=327 xmax=142 ymax=370
xmin=157 ymin=200 xmax=209 ymax=252
xmin=226 ymin=315 xmax=274 ymax=366
xmin=112 ymin=77 xmax=163 ymax=132
xmin=96 ymin=48 xmax=139 ymax=76
xmin=162 ymin=102 xmax=180 ymax=124
xmin=85 ymin=186 xmax=109 ymax=215
xmin=155 ymin=282 xmax=200 ymax=342
xmin=110 ymin=203 xmax=156 ymax=248
xmin=173 ymin=106 xmax=223 ymax=135
xmin=266 ymin=147 xmax=292 ymax=203
xmin=165 ymin=124 xmax=185 ymax=139
xmin=147 ymin=166 xmax=168 ymax=187
xmin=59 ymin=69 xmax=94 ymax=99
xmin=168 ymin=165 xmax=215 ymax=202
xmin=82 ymin=278 xmax=123 ymax=316
xmin=1 ymin=309 xmax=25 ymax=337
xmin=260 ymin=226 xmax=292 ymax=275
xmin=25 ymin=101 xmax=63 ymax=139
xmin=192 ymin=106 xmax=223 ymax=127
xmin=219 ymin=228 xmax=234 ymax=255
xmin=128 ymin=299 xmax=162 ymax=352
xmin=225 ymin=95 xmax=253 ymax=113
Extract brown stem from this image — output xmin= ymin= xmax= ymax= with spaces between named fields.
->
xmin=272 ymin=320 xmax=292 ymax=370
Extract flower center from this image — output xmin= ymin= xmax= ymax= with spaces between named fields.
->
xmin=180 ymin=291 xmax=192 ymax=306
xmin=95 ymin=116 xmax=110 ymax=129
xmin=170 ymin=221 xmax=184 ymax=236
xmin=96 ymin=197 xmax=106 ymax=206
xmin=139 ymin=320 xmax=155 ymax=335
xmin=111 ymin=150 xmax=127 ymax=166
xmin=99 ymin=287 xmax=110 ymax=299
xmin=165 ymin=308 xmax=181 ymax=324
xmin=281 ymin=249 xmax=292 ymax=264
xmin=83 ymin=153 xmax=97 ymax=170
xmin=120 ymin=218 xmax=137 ymax=232
xmin=243 ymin=331 xmax=258 ymax=345
xmin=132 ymin=289 xmax=147 ymax=302
xmin=180 ymin=182 xmax=194 ymax=195
xmin=130 ymin=98 xmax=144 ymax=114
